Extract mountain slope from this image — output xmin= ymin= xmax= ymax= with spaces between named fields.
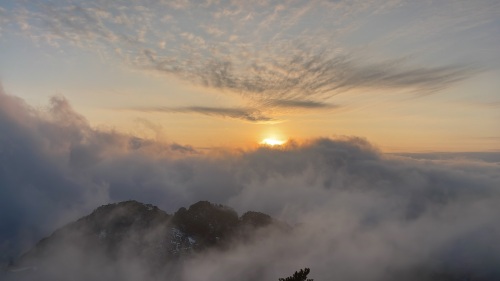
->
xmin=9 ymin=200 xmax=287 ymax=279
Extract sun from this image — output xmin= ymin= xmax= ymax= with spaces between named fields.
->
xmin=260 ymin=138 xmax=286 ymax=146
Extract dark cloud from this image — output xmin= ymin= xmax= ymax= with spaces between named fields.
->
xmin=170 ymin=143 xmax=197 ymax=154
xmin=264 ymin=99 xmax=337 ymax=109
xmin=0 ymin=88 xmax=205 ymax=260
xmin=129 ymin=99 xmax=335 ymax=122
xmin=0 ymin=90 xmax=109 ymax=260
xmin=1 ymin=89 xmax=500 ymax=280
xmin=134 ymin=105 xmax=278 ymax=123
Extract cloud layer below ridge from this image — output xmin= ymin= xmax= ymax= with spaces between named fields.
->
xmin=1 ymin=88 xmax=500 ymax=280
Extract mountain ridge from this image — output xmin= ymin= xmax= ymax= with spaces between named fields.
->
xmin=10 ymin=200 xmax=289 ymax=276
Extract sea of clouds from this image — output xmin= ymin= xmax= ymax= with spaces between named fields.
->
xmin=1 ymin=86 xmax=500 ymax=280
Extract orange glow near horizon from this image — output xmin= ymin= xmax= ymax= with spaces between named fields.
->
xmin=260 ymin=138 xmax=286 ymax=146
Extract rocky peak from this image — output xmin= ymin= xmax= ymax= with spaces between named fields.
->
xmin=79 ymin=200 xmax=170 ymax=233
xmin=172 ymin=201 xmax=239 ymax=246
xmin=240 ymin=211 xmax=273 ymax=228
xmin=13 ymin=200 xmax=285 ymax=271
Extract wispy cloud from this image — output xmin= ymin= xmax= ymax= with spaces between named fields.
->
xmin=2 ymin=0 xmax=497 ymax=120
xmin=129 ymin=99 xmax=335 ymax=122
xmin=138 ymin=47 xmax=479 ymax=111
xmin=134 ymin=105 xmax=279 ymax=123
xmin=170 ymin=143 xmax=198 ymax=154
xmin=265 ymin=99 xmax=336 ymax=109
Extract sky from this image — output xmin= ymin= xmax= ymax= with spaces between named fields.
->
xmin=0 ymin=0 xmax=499 ymax=152
xmin=1 ymin=1 xmax=500 ymax=279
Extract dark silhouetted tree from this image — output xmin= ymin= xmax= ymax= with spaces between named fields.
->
xmin=279 ymin=268 xmax=313 ymax=281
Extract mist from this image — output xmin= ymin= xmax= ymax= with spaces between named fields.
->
xmin=1 ymin=87 xmax=500 ymax=280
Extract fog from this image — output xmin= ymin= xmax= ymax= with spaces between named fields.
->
xmin=1 ymin=87 xmax=500 ymax=280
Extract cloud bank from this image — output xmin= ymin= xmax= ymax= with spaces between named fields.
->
xmin=1 ymin=88 xmax=500 ymax=280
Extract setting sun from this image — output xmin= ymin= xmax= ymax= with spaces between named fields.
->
xmin=260 ymin=138 xmax=286 ymax=146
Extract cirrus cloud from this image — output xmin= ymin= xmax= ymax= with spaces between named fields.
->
xmin=2 ymin=0 xmax=494 ymax=121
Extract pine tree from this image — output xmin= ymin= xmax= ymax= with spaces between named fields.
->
xmin=279 ymin=267 xmax=313 ymax=281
